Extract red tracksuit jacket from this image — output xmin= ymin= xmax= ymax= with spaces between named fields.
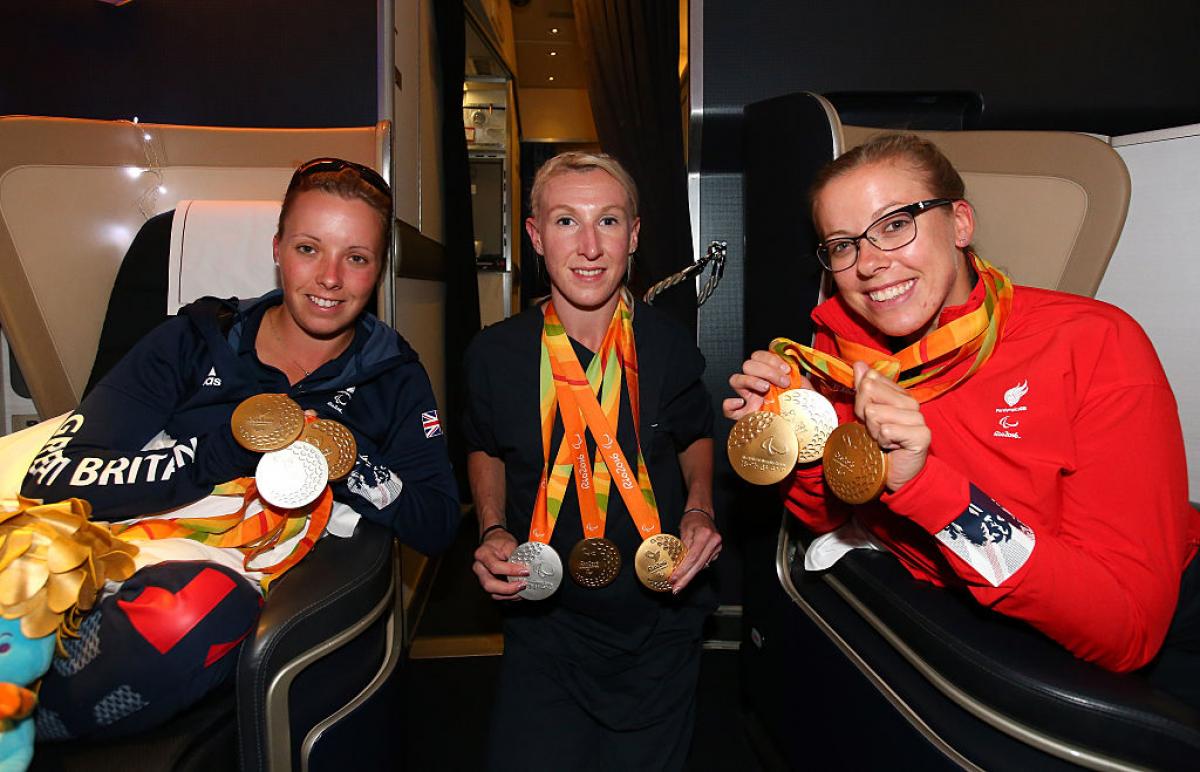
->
xmin=785 ymin=280 xmax=1200 ymax=672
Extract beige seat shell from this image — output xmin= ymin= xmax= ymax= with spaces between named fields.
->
xmin=0 ymin=116 xmax=388 ymax=418
xmin=841 ymin=125 xmax=1130 ymax=297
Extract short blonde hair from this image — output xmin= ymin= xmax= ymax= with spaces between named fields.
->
xmin=529 ymin=151 xmax=639 ymax=219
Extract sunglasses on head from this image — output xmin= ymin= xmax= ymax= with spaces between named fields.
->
xmin=289 ymin=157 xmax=391 ymax=198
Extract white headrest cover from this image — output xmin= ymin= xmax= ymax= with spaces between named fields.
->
xmin=167 ymin=200 xmax=282 ymax=314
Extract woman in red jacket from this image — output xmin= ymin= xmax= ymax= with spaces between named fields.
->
xmin=725 ymin=133 xmax=1200 ymax=704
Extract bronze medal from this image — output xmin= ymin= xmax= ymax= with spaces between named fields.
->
xmin=727 ymin=411 xmax=799 ymax=485
xmin=823 ymin=422 xmax=888 ymax=504
xmin=567 ymin=537 xmax=622 ymax=588
xmin=231 ymin=394 xmax=305 ymax=452
xmin=300 ymin=418 xmax=358 ymax=481
xmin=776 ymin=389 xmax=838 ymax=464
xmin=634 ymin=533 xmax=686 ymax=592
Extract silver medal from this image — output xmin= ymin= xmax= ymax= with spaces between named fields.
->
xmin=506 ymin=541 xmax=563 ymax=601
xmin=778 ymin=389 xmax=839 ymax=464
xmin=256 ymin=440 xmax=329 ymax=509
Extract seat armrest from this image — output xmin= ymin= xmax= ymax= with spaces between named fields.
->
xmin=790 ymin=519 xmax=1200 ymax=768
xmin=236 ymin=520 xmax=396 ymax=771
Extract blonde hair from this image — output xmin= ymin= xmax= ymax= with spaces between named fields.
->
xmin=529 ymin=151 xmax=639 ymax=219
xmin=810 ymin=133 xmax=966 ymax=215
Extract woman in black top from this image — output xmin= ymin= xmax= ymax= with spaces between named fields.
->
xmin=464 ymin=151 xmax=720 ymax=771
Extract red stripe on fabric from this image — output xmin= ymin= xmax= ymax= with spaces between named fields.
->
xmin=117 ymin=567 xmax=235 ymax=654
xmin=203 ymin=627 xmax=252 ymax=668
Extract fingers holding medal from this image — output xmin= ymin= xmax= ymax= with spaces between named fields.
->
xmin=727 ymin=389 xmax=837 ymax=485
xmin=850 ymin=361 xmax=930 ymax=493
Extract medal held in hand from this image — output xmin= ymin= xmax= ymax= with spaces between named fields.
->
xmin=255 ymin=440 xmax=329 ymax=509
xmin=822 ymin=422 xmax=888 ymax=504
xmin=506 ymin=541 xmax=564 ymax=601
xmin=727 ymin=411 xmax=798 ymax=484
xmin=634 ymin=533 xmax=686 ymax=592
xmin=231 ymin=393 xmax=305 ymax=452
xmin=300 ymin=418 xmax=358 ymax=481
xmin=730 ymin=340 xmax=843 ymax=485
xmin=776 ymin=388 xmax=838 ymax=464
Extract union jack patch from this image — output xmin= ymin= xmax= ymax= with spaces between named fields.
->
xmin=421 ymin=410 xmax=443 ymax=438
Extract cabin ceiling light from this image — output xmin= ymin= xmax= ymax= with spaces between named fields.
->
xmin=550 ymin=27 xmax=559 ymax=34
xmin=548 ymin=76 xmax=555 ymax=81
xmin=549 ymin=51 xmax=558 ymax=56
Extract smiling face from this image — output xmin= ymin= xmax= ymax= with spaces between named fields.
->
xmin=814 ymin=160 xmax=975 ymax=343
xmin=272 ymin=190 xmax=384 ymax=341
xmin=525 ymin=168 xmax=640 ymax=319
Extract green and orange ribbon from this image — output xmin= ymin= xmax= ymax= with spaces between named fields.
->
xmin=114 ymin=477 xmax=332 ymax=591
xmin=529 ymin=290 xmax=661 ymax=545
xmin=773 ymin=252 xmax=1014 ymax=403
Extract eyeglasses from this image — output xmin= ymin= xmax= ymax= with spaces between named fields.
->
xmin=289 ymin=157 xmax=392 ymax=199
xmin=815 ymin=198 xmax=953 ymax=272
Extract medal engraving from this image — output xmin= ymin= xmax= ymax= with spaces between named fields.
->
xmin=301 ymin=419 xmax=358 ymax=481
xmin=823 ymin=422 xmax=888 ymax=505
xmin=727 ymin=411 xmax=799 ymax=485
xmin=634 ymin=533 xmax=686 ymax=592
xmin=232 ymin=394 xmax=305 ymax=452
xmin=776 ymin=389 xmax=838 ymax=464
xmin=256 ymin=440 xmax=329 ymax=509
xmin=568 ymin=537 xmax=621 ymax=588
xmin=506 ymin=542 xmax=563 ymax=601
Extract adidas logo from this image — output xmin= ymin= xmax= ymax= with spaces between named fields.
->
xmin=203 ymin=367 xmax=222 ymax=387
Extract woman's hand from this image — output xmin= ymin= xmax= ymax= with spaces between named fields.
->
xmin=471 ymin=529 xmax=527 ymax=601
xmin=723 ymin=351 xmax=813 ymax=420
xmin=670 ymin=510 xmax=722 ymax=594
xmin=852 ymin=362 xmax=930 ymax=491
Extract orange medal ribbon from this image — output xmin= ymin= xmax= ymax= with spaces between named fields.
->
xmin=114 ymin=476 xmax=332 ymax=591
xmin=529 ymin=292 xmax=661 ymax=544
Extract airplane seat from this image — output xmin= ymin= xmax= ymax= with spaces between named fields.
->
xmin=738 ymin=92 xmax=1200 ymax=770
xmin=0 ymin=116 xmax=402 ymax=771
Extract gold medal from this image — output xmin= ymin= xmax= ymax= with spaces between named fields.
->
xmin=634 ymin=533 xmax=686 ymax=592
xmin=776 ymin=389 xmax=838 ymax=464
xmin=568 ymin=537 xmax=622 ymax=588
xmin=727 ymin=411 xmax=799 ymax=485
xmin=823 ymin=422 xmax=888 ymax=504
xmin=301 ymin=418 xmax=358 ymax=481
xmin=231 ymin=394 xmax=305 ymax=452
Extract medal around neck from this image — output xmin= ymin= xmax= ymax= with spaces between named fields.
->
xmin=776 ymin=389 xmax=838 ymax=464
xmin=727 ymin=411 xmax=799 ymax=484
xmin=568 ymin=537 xmax=622 ymax=588
xmin=256 ymin=440 xmax=329 ymax=509
xmin=634 ymin=533 xmax=686 ymax=592
xmin=822 ymin=422 xmax=888 ymax=505
xmin=300 ymin=418 xmax=358 ymax=481
xmin=231 ymin=394 xmax=305 ymax=452
xmin=507 ymin=542 xmax=563 ymax=600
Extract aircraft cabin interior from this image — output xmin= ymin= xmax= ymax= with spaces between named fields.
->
xmin=1 ymin=1 xmax=1199 ymax=770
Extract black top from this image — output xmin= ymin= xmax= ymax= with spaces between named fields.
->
xmin=463 ymin=300 xmax=717 ymax=648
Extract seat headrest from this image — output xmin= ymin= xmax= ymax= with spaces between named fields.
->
xmin=167 ymin=200 xmax=281 ymax=314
